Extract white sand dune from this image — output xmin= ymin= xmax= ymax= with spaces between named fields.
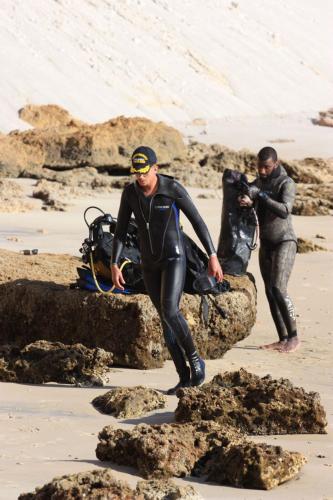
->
xmin=0 ymin=0 xmax=332 ymax=134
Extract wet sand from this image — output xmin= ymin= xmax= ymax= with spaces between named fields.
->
xmin=0 ymin=185 xmax=332 ymax=499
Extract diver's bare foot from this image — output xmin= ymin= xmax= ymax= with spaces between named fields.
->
xmin=278 ymin=337 xmax=301 ymax=353
xmin=259 ymin=340 xmax=287 ymax=350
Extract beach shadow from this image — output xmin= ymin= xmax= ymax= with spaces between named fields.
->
xmin=233 ymin=345 xmax=260 ymax=350
xmin=120 ymin=411 xmax=175 ymax=425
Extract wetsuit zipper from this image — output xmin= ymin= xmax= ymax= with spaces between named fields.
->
xmin=139 ymin=194 xmax=174 ymax=261
xmin=139 ymin=194 xmax=156 ymax=255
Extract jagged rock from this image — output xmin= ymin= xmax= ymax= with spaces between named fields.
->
xmin=0 ymin=251 xmax=257 ymax=369
xmin=92 ymin=386 xmax=166 ymax=418
xmin=18 ymin=468 xmax=139 ymax=500
xmin=0 ymin=340 xmax=113 ymax=386
xmin=206 ymin=442 xmax=306 ymax=490
xmin=19 ymin=104 xmax=84 ymax=129
xmin=135 ymin=479 xmax=203 ymax=499
xmin=0 ymin=107 xmax=186 ymax=178
xmin=96 ymin=421 xmax=306 ymax=489
xmin=96 ymin=421 xmax=243 ymax=478
xmin=313 ymin=108 xmax=333 ymax=128
xmin=293 ymin=183 xmax=333 ymax=215
xmin=297 ymin=238 xmax=327 ymax=253
xmin=175 ymin=369 xmax=327 ymax=434
xmin=0 ymin=179 xmax=34 ymax=213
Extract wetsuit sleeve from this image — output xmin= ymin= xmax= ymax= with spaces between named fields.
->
xmin=259 ymin=179 xmax=296 ymax=219
xmin=111 ymin=189 xmax=132 ymax=265
xmin=174 ymin=183 xmax=216 ymax=256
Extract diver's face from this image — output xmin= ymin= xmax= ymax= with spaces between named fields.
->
xmin=135 ymin=165 xmax=158 ymax=187
xmin=257 ymin=158 xmax=278 ymax=178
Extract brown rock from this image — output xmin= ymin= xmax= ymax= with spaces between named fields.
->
xmin=0 ymin=340 xmax=113 ymax=386
xmin=207 ymin=442 xmax=306 ymax=490
xmin=96 ymin=421 xmax=307 ymax=489
xmin=18 ymin=104 xmax=84 ymax=129
xmin=96 ymin=421 xmax=242 ymax=478
xmin=0 ymin=179 xmax=34 ymax=213
xmin=18 ymin=468 xmax=140 ymax=500
xmin=293 ymin=183 xmax=333 ymax=216
xmin=297 ymin=237 xmax=327 ymax=253
xmin=0 ymin=106 xmax=186 ymax=178
xmin=175 ymin=368 xmax=327 ymax=434
xmin=0 ymin=250 xmax=257 ymax=369
xmin=135 ymin=479 xmax=203 ymax=499
xmin=313 ymin=108 xmax=333 ymax=128
xmin=92 ymin=386 xmax=166 ymax=418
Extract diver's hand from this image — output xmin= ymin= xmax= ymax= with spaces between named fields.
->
xmin=111 ymin=264 xmax=125 ymax=291
xmin=238 ymin=194 xmax=253 ymax=207
xmin=208 ymin=255 xmax=224 ymax=282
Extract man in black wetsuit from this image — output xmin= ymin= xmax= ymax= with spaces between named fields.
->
xmin=111 ymin=146 xmax=223 ymax=393
xmin=239 ymin=146 xmax=300 ymax=353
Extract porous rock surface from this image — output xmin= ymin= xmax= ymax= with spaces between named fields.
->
xmin=0 ymin=340 xmax=113 ymax=386
xmin=18 ymin=468 xmax=139 ymax=500
xmin=92 ymin=385 xmax=166 ymax=418
xmin=175 ymin=368 xmax=327 ymax=434
xmin=0 ymin=105 xmax=186 ymax=178
xmin=207 ymin=442 xmax=306 ymax=490
xmin=297 ymin=237 xmax=327 ymax=254
xmin=313 ymin=108 xmax=333 ymax=128
xmin=0 ymin=250 xmax=257 ymax=369
xmin=135 ymin=479 xmax=203 ymax=499
xmin=96 ymin=421 xmax=243 ymax=479
xmin=18 ymin=468 xmax=204 ymax=500
xmin=1 ymin=106 xmax=332 ymax=216
xmin=96 ymin=421 xmax=306 ymax=489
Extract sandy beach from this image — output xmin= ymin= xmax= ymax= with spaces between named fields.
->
xmin=0 ymin=180 xmax=332 ymax=499
xmin=0 ymin=0 xmax=332 ymax=497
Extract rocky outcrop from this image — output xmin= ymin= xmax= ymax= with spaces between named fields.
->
xmin=313 ymin=108 xmax=333 ymax=128
xmin=0 ymin=340 xmax=113 ymax=386
xmin=297 ymin=238 xmax=327 ymax=253
xmin=0 ymin=106 xmax=186 ymax=178
xmin=135 ymin=479 xmax=203 ymax=499
xmin=18 ymin=469 xmax=138 ymax=500
xmin=175 ymin=369 xmax=327 ymax=434
xmin=0 ymin=179 xmax=34 ymax=213
xmin=18 ymin=469 xmax=204 ymax=500
xmin=96 ymin=421 xmax=306 ymax=489
xmin=96 ymin=421 xmax=243 ymax=478
xmin=0 ymin=251 xmax=257 ymax=369
xmin=293 ymin=183 xmax=333 ymax=216
xmin=18 ymin=104 xmax=84 ymax=129
xmin=92 ymin=386 xmax=166 ymax=418
xmin=206 ymin=443 xmax=306 ymax=490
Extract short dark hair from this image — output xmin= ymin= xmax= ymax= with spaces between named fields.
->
xmin=257 ymin=147 xmax=278 ymax=162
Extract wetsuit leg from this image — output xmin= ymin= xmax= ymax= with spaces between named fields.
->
xmin=259 ymin=244 xmax=288 ymax=341
xmin=159 ymin=257 xmax=205 ymax=386
xmin=142 ymin=262 xmax=190 ymax=386
xmin=270 ymin=241 xmax=297 ymax=339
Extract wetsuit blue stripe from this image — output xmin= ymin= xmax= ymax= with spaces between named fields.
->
xmin=172 ymin=202 xmax=180 ymax=229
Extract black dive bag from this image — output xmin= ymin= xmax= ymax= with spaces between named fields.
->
xmin=77 ymin=206 xmax=229 ymax=298
xmin=217 ymin=169 xmax=258 ymax=276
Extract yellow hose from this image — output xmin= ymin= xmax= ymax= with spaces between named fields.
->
xmin=89 ymin=252 xmax=131 ymax=295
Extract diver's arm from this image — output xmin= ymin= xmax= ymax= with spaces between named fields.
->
xmin=111 ymin=189 xmax=132 ymax=265
xmin=174 ymin=183 xmax=216 ymax=256
xmin=258 ymin=179 xmax=295 ymax=219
